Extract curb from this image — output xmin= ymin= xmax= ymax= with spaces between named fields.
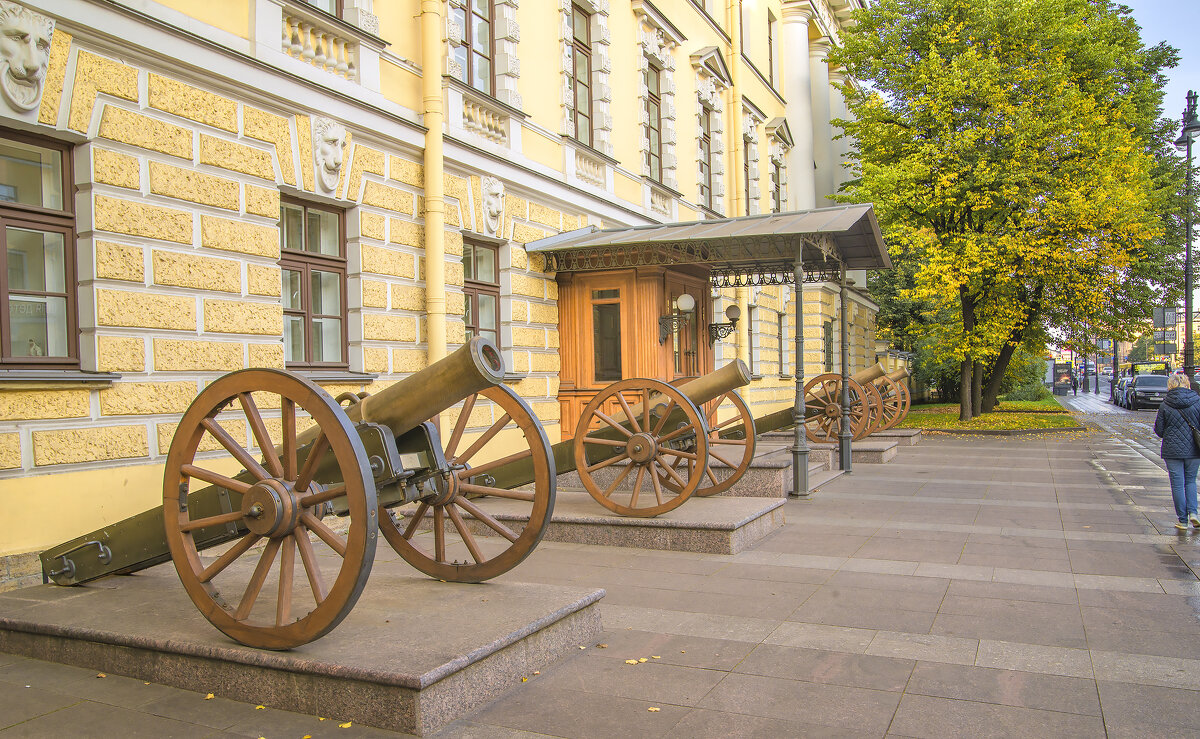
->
xmin=919 ymin=426 xmax=1089 ymax=436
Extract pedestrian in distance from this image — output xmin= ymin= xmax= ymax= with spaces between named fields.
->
xmin=1072 ymin=374 xmax=1078 ymax=396
xmin=1153 ymin=373 xmax=1200 ymax=530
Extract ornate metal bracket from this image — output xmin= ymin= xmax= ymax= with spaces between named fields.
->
xmin=659 ymin=314 xmax=690 ymax=343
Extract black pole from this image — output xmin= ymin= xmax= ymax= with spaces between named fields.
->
xmin=1186 ymin=123 xmax=1194 ymax=377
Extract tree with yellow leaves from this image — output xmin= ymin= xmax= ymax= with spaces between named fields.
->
xmin=832 ymin=0 xmax=1183 ymax=420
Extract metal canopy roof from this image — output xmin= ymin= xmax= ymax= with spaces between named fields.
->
xmin=525 ymin=204 xmax=891 ymax=281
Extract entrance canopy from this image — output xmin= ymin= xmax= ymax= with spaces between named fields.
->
xmin=525 ymin=204 xmax=890 ymax=285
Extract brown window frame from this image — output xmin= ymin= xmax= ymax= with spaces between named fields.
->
xmin=699 ymin=107 xmax=713 ymax=211
xmin=463 ymin=239 xmax=500 ymax=347
xmin=279 ymin=196 xmax=348 ymax=369
xmin=645 ymin=64 xmax=663 ymax=183
xmin=453 ymin=0 xmax=495 ymax=95
xmin=0 ymin=128 xmax=77 ymax=370
xmin=569 ymin=4 xmax=594 ymax=147
xmin=301 ymin=0 xmax=344 ymax=17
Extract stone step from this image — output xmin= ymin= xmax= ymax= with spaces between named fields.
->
xmin=871 ymin=428 xmax=923 ymax=446
xmin=0 ymin=561 xmax=603 ymax=736
xmin=810 ymin=439 xmax=899 ymax=464
xmin=465 ymin=490 xmax=785 ymax=555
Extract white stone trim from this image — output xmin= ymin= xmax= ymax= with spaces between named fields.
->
xmin=444 ymin=0 xmax=521 ymax=109
xmin=559 ymin=0 xmax=612 ymax=156
xmin=742 ymin=107 xmax=762 ymax=215
xmin=692 ymin=51 xmax=728 ymax=215
xmin=633 ymin=3 xmax=681 ymax=191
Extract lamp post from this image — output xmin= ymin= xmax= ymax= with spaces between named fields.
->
xmin=1174 ymin=90 xmax=1200 ymax=377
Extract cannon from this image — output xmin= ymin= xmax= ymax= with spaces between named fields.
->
xmin=871 ymin=368 xmax=912 ymax=432
xmin=40 ymin=338 xmax=556 ymax=650
xmin=563 ymin=362 xmax=754 ymax=517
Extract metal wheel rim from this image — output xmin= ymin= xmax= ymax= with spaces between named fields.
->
xmin=163 ymin=369 xmax=377 ymax=650
xmin=574 ymin=378 xmax=709 ymax=517
xmin=379 ymin=385 xmax=555 ymax=582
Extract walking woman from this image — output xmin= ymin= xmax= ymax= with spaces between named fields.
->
xmin=1154 ymin=374 xmax=1200 ymax=530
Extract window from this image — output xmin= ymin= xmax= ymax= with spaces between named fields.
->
xmin=699 ymin=108 xmax=713 ymax=211
xmin=645 ymin=65 xmax=663 ymax=182
xmin=767 ymin=11 xmax=778 ymax=88
xmin=569 ymin=4 xmax=593 ymax=146
xmin=0 ymin=130 xmax=75 ymax=368
xmin=591 ymin=288 xmax=621 ymax=382
xmin=771 ymin=161 xmax=783 ymax=213
xmin=743 ymin=139 xmax=752 ymax=215
xmin=463 ymin=240 xmax=499 ymax=346
xmin=301 ymin=0 xmax=343 ymax=15
xmin=280 ymin=198 xmax=346 ymax=368
xmin=452 ymin=0 xmax=494 ymax=95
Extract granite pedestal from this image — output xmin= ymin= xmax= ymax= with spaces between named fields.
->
xmin=465 ymin=490 xmax=785 ymax=554
xmin=871 ymin=428 xmax=923 ymax=445
xmin=0 ymin=560 xmax=603 ymax=736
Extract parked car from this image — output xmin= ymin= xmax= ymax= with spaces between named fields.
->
xmin=1113 ymin=376 xmax=1131 ymax=406
xmin=1127 ymin=374 xmax=1169 ymax=411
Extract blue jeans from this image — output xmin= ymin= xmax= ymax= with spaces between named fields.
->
xmin=1165 ymin=457 xmax=1200 ymax=522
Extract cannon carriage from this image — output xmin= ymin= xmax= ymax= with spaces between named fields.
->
xmin=41 ymin=338 xmax=556 ymax=650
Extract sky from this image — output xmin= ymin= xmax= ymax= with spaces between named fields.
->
xmin=1121 ymin=0 xmax=1200 ymax=128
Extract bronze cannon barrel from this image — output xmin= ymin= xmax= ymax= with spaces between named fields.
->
xmin=298 ymin=337 xmax=505 ymax=446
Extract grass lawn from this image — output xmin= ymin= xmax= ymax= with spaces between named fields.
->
xmin=908 ymin=397 xmax=1067 ymax=414
xmin=895 ymin=410 xmax=1080 ymax=431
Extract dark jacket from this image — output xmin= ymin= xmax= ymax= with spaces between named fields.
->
xmin=1154 ymin=387 xmax=1200 ymax=458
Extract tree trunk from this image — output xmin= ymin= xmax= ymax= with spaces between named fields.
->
xmin=982 ymin=340 xmax=1020 ymax=412
xmin=959 ymin=359 xmax=972 ymax=421
xmin=972 ymin=361 xmax=984 ymax=417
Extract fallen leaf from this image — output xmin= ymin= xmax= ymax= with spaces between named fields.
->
xmin=625 ymin=659 xmax=638 ymax=665
xmin=648 ymin=707 xmax=661 ymax=712
xmin=255 ymin=705 xmax=265 ymax=710
xmin=638 ymin=658 xmax=647 ymax=663
xmin=339 ymin=721 xmax=353 ymax=728
xmin=204 ymin=693 xmax=215 ymax=700
xmin=680 ymin=650 xmax=686 ymax=653
xmin=597 ymin=643 xmax=608 ymax=648
xmin=578 ymin=645 xmax=586 ymax=649
xmin=96 ymin=673 xmax=106 ymax=678
xmin=521 ymin=677 xmax=528 ymax=682
xmin=143 ymin=682 xmax=150 ymax=685
xmin=651 ymin=656 xmax=660 ymax=659
xmin=533 ymin=671 xmax=540 ymax=675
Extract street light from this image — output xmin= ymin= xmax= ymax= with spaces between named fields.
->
xmin=1174 ymin=90 xmax=1200 ymax=377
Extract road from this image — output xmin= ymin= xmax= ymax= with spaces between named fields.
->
xmin=1058 ymin=376 xmax=1167 ymax=467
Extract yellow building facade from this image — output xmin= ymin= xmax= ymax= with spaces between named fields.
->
xmin=0 ymin=0 xmax=876 ymax=586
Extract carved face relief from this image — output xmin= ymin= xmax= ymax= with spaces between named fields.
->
xmin=0 ymin=2 xmax=53 ymax=113
xmin=482 ymin=176 xmax=504 ymax=235
xmin=313 ymin=117 xmax=347 ymax=193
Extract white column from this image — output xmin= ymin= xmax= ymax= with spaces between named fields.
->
xmin=827 ymin=65 xmax=850 ymax=196
xmin=809 ymin=39 xmax=833 ymax=207
xmin=781 ymin=2 xmax=815 ymax=210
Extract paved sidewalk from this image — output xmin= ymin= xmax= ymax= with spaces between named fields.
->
xmin=5 ymin=429 xmax=1200 ymax=737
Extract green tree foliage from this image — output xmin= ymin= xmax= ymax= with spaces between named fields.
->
xmin=831 ymin=0 xmax=1183 ymax=421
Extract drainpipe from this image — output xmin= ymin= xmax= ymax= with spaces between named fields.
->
xmin=422 ymin=0 xmax=447 ymax=366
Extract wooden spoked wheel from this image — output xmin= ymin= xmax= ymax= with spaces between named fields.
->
xmin=379 ymin=384 xmax=555 ymax=583
xmin=574 ymin=378 xmax=709 ymax=517
xmin=858 ymin=381 xmax=884 ymax=440
xmin=896 ymin=381 xmax=912 ymax=420
xmin=873 ymin=375 xmax=906 ymax=431
xmin=660 ymin=379 xmax=756 ymax=497
xmin=803 ymin=373 xmax=870 ymax=443
xmin=163 ymin=369 xmax=378 ymax=650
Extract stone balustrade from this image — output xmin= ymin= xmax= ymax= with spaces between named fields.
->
xmin=281 ymin=9 xmax=358 ymax=82
xmin=462 ymin=96 xmax=508 ymax=145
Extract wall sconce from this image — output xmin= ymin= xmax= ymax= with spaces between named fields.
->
xmin=709 ymin=303 xmax=742 ymax=343
xmin=658 ymin=293 xmax=695 ymax=344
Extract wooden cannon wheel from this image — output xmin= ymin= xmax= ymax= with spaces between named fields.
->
xmin=873 ymin=375 xmax=906 ymax=431
xmin=574 ymin=378 xmax=709 ymax=517
xmin=659 ymin=378 xmax=756 ymax=497
xmin=803 ymin=373 xmax=870 ymax=444
xmin=379 ymin=384 xmax=555 ymax=583
xmin=896 ymin=381 xmax=912 ymax=420
xmin=859 ymin=380 xmax=884 ymax=440
xmin=163 ymin=369 xmax=378 ymax=650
